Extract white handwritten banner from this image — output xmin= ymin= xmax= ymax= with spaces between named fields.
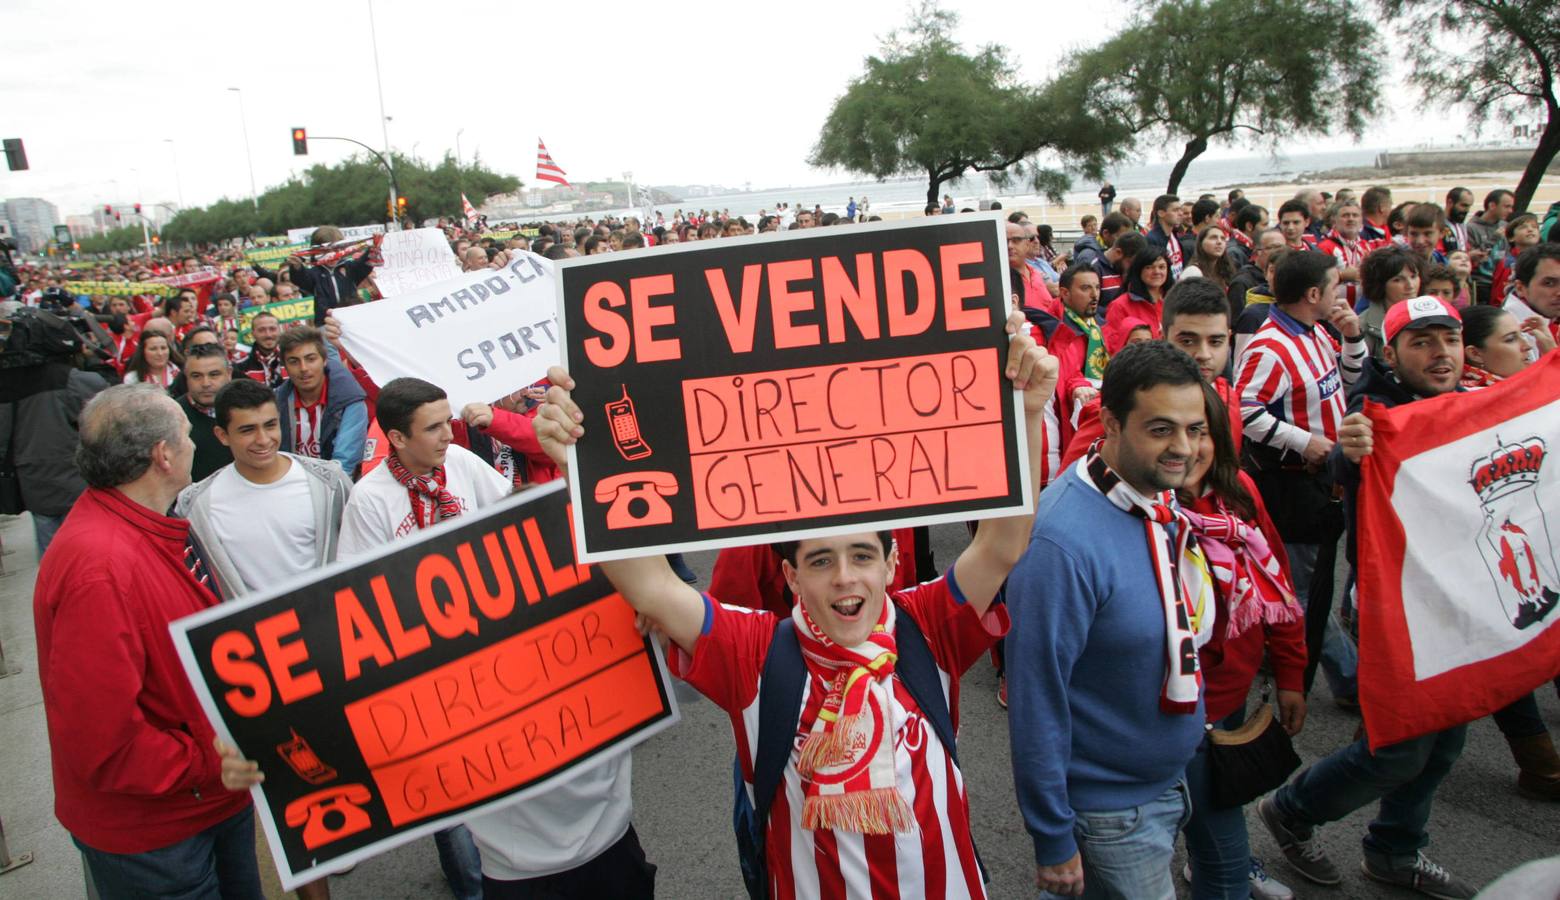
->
xmin=334 ymin=252 xmax=560 ymax=410
xmin=286 ymin=223 xmax=388 ymax=244
xmin=374 ymin=228 xmax=463 ymax=298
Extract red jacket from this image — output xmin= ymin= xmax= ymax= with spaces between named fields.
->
xmin=1189 ymin=473 xmax=1307 ymax=721
xmin=457 ymin=405 xmax=560 ymax=486
xmin=34 ymin=488 xmax=248 ymax=853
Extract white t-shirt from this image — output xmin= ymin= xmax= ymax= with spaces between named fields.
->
xmin=337 ymin=443 xmax=512 ymax=560
xmin=207 ymin=455 xmax=317 ymax=590
xmin=335 ymin=442 xmax=634 ymax=879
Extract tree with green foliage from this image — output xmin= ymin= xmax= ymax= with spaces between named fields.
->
xmin=1380 ymin=0 xmax=1560 ymax=214
xmin=809 ymin=3 xmax=1127 ymax=207
xmin=1061 ymin=0 xmax=1381 ymax=194
xmin=77 ymin=225 xmax=150 ymax=255
xmin=160 ymin=153 xmax=520 ymax=246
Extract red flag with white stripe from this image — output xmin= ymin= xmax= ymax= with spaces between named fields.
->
xmin=460 ymin=193 xmax=477 ymax=223
xmin=536 ymin=139 xmax=571 ymax=187
xmin=1356 ymin=353 xmax=1560 ymax=749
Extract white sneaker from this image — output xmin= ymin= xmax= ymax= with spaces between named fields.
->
xmin=1249 ymin=856 xmax=1294 ymax=900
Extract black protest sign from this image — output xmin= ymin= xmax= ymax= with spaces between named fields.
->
xmin=556 ymin=215 xmax=1029 ymax=561
xmin=169 ymin=481 xmax=678 ymax=890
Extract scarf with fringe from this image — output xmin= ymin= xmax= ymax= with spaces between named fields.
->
xmin=1180 ymin=501 xmax=1300 ymax=640
xmin=791 ymin=598 xmax=912 ymax=835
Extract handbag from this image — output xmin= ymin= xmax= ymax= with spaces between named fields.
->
xmin=1206 ymin=697 xmax=1302 ymax=809
xmin=0 ymin=401 xmax=23 ymax=515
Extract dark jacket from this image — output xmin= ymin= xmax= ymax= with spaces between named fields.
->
xmin=178 ymin=395 xmax=232 ymax=483
xmin=234 ymin=347 xmax=286 ymax=388
xmin=256 ymin=252 xmax=374 ymax=324
xmin=275 ymin=361 xmax=368 ymax=479
xmin=1329 ymin=358 xmax=1465 ymax=571
xmin=1227 ymin=262 xmax=1265 ymax=313
xmin=1071 ymin=235 xmax=1106 ymax=267
xmin=0 ymin=363 xmax=108 ymax=515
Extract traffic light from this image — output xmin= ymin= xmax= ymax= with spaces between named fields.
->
xmin=397 ymin=196 xmax=407 ymax=211
xmin=3 ymin=138 xmax=27 ymax=171
xmin=133 ymin=202 xmax=142 ymax=215
xmin=152 ymin=235 xmax=160 ymax=245
xmin=292 ymin=128 xmax=308 ymax=155
xmin=104 ymin=204 xmax=113 ymax=215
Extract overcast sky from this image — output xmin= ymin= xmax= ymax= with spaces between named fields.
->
xmin=2 ymin=0 xmax=1457 ymax=217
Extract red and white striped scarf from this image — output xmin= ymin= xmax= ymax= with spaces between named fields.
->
xmin=385 ymin=453 xmax=463 ymax=529
xmin=1081 ymin=450 xmax=1213 ymax=714
xmin=791 ymin=598 xmax=912 ymax=835
xmin=1180 ymin=503 xmax=1300 ymax=640
xmin=292 ymin=380 xmax=327 ymax=458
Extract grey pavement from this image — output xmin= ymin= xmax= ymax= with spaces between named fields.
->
xmin=0 ymin=513 xmax=1555 ymax=899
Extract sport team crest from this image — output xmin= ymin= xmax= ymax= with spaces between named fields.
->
xmin=1470 ymin=436 xmax=1560 ymax=630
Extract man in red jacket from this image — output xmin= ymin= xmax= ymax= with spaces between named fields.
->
xmin=33 ymin=383 xmax=262 ymax=899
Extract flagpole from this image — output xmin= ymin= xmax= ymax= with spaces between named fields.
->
xmin=367 ymin=0 xmax=398 ymax=227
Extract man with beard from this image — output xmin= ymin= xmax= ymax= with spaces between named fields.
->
xmin=1008 ymin=341 xmax=1211 ymax=899
xmin=235 ymin=311 xmax=285 ymax=386
xmin=1261 ymin=296 xmax=1477 ymax=898
xmin=1503 ymin=242 xmax=1560 ymax=360
xmin=1444 ymin=187 xmax=1475 ymax=254
xmin=178 ymin=344 xmax=233 ymax=482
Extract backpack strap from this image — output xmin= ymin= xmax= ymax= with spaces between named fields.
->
xmin=888 ymin=604 xmax=959 ymax=768
xmin=752 ymin=618 xmax=806 ymax=836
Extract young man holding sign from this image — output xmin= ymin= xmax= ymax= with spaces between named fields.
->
xmin=534 ymin=310 xmax=1057 ymax=900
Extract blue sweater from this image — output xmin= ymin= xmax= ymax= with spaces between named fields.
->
xmin=1006 ymin=464 xmax=1205 ymax=866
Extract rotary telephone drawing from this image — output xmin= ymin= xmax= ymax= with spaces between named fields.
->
xmin=284 ymin=783 xmax=373 ymax=850
xmin=594 ymin=471 xmax=678 ymax=529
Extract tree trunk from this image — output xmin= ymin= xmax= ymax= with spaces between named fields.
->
xmin=1165 ymin=136 xmax=1209 ymax=196
xmin=1513 ymin=105 xmax=1560 ymax=216
xmin=926 ymin=170 xmax=943 ymax=209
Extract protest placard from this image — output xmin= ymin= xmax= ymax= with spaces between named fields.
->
xmin=334 ymin=252 xmax=559 ymax=409
xmin=556 ymin=214 xmax=1029 ymax=562
xmin=1356 ymin=354 xmax=1560 ymax=750
xmin=244 ymin=242 xmax=307 ymax=268
xmin=169 ymin=480 xmax=679 ymax=890
xmin=239 ymin=296 xmax=315 ymax=342
xmin=372 ymin=227 xmax=463 ymax=298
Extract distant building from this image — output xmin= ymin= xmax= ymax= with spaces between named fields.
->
xmin=2 ymin=197 xmax=60 ymax=253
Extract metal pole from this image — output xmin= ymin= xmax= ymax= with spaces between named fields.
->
xmin=367 ymin=0 xmax=398 ymax=227
xmin=456 ymin=128 xmax=465 ymax=196
xmin=164 ymin=139 xmax=184 ymax=210
xmin=227 ymin=88 xmax=260 ymax=212
xmin=0 ymin=810 xmax=35 ymax=873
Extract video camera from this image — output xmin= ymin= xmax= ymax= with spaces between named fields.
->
xmin=0 ymin=307 xmax=83 ymax=369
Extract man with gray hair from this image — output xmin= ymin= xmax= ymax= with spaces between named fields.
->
xmin=33 ymin=384 xmax=263 ymax=899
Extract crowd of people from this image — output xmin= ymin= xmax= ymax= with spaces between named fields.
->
xmin=1 ymin=177 xmax=1558 ymax=900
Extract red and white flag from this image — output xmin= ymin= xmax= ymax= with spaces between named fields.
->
xmin=1357 ymin=353 xmax=1560 ymax=749
xmin=536 ymin=139 xmax=570 ymax=187
xmin=460 ymin=193 xmax=477 ymax=223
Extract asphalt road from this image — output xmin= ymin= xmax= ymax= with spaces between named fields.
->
xmin=1 ymin=516 xmax=1555 ymax=899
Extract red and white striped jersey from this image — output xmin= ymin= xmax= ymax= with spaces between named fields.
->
xmin=1318 ymin=230 xmax=1377 ymax=271
xmin=672 ymin=578 xmax=1006 ymax=900
xmin=1235 ymin=306 xmax=1368 ymax=454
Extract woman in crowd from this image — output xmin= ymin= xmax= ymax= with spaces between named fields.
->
xmin=1460 ymin=304 xmax=1558 ymax=385
xmin=1105 ymin=245 xmax=1176 ymax=348
xmin=1188 ymin=223 xmax=1238 ymax=294
xmin=1177 ymin=381 xmax=1308 ymax=900
xmin=121 ymin=332 xmax=179 ymax=389
xmin=1358 ymin=246 xmax=1425 ymax=360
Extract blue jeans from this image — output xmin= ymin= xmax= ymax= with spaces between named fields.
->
xmin=1042 ymin=781 xmax=1191 ymax=900
xmin=32 ymin=511 xmax=66 ymax=560
xmin=434 ymin=825 xmax=483 ymax=900
xmin=1182 ymin=710 xmax=1250 ymax=900
xmin=74 ymin=805 xmax=262 ymax=900
xmin=1285 ymin=541 xmax=1358 ymax=699
xmin=1273 ymin=725 xmax=1467 ymax=866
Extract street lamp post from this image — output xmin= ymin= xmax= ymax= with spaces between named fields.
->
xmin=455 ymin=128 xmax=465 ymax=196
xmin=366 ymin=0 xmax=398 ymax=226
xmin=226 ymin=88 xmax=260 ymax=212
xmin=163 ymin=139 xmax=185 ymax=210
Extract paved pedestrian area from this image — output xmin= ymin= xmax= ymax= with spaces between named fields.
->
xmin=1 ymin=513 xmax=1554 ymax=898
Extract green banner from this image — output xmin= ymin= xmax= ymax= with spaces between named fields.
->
xmin=239 ymin=296 xmax=315 ymax=342
xmin=63 ymin=279 xmax=177 ymax=297
xmin=479 ymin=227 xmax=539 ymax=241
xmin=243 ymin=242 xmax=307 ymax=267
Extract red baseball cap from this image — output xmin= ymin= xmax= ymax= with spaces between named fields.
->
xmin=1383 ymin=295 xmax=1461 ymax=345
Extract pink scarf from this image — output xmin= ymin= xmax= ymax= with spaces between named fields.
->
xmin=1180 ymin=504 xmax=1300 ymax=640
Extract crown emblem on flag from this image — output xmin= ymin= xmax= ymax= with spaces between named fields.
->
xmin=1469 ymin=436 xmax=1546 ymax=504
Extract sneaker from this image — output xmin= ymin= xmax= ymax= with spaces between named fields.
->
xmin=667 ymin=554 xmax=698 ymax=585
xmin=996 ymin=675 xmax=1007 ymax=709
xmin=1361 ymin=853 xmax=1477 ymax=899
xmin=1249 ymin=856 xmax=1294 ymax=899
xmin=1334 ymin=694 xmax=1361 ymax=713
xmin=1258 ymin=796 xmax=1340 ymax=885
